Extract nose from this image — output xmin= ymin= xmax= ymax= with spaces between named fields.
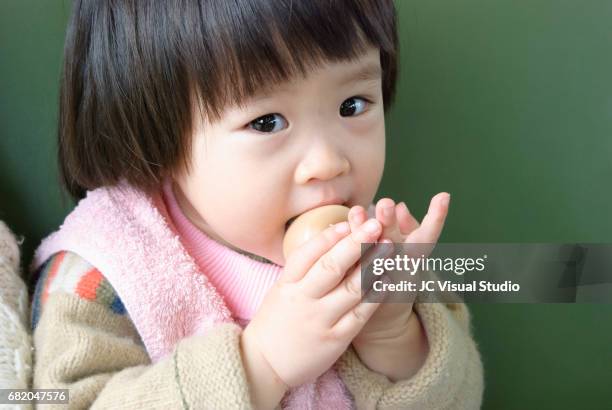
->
xmin=294 ymin=138 xmax=350 ymax=184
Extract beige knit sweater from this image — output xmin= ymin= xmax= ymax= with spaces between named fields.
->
xmin=32 ymin=251 xmax=484 ymax=409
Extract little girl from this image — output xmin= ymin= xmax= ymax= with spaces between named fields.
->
xmin=30 ymin=0 xmax=483 ymax=408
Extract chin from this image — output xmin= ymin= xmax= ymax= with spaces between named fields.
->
xmin=226 ymin=227 xmax=288 ymax=266
xmin=270 ymin=245 xmax=288 ymax=267
xmin=265 ymin=249 xmax=285 ymax=267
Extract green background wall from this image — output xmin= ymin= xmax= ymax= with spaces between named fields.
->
xmin=1 ymin=1 xmax=610 ymax=408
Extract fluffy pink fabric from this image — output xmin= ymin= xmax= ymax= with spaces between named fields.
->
xmin=160 ymin=179 xmax=284 ymax=323
xmin=31 ymin=180 xmax=353 ymax=409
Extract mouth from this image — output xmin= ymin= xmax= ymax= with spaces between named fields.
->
xmin=285 ymin=200 xmax=350 ymax=231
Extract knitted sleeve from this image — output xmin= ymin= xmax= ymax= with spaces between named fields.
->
xmin=336 ymin=302 xmax=484 ymax=409
xmin=0 ymin=221 xmax=32 ymax=400
xmin=31 ymin=251 xmax=255 ymax=409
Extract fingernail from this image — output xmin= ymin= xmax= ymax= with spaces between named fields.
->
xmin=334 ymin=221 xmax=350 ymax=233
xmin=382 ymin=205 xmax=393 ymax=217
xmin=363 ymin=219 xmax=380 ymax=233
xmin=441 ymin=194 xmax=451 ymax=207
xmin=400 ymin=202 xmax=410 ymax=213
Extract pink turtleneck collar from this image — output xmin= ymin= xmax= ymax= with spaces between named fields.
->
xmin=161 ymin=179 xmax=283 ymax=325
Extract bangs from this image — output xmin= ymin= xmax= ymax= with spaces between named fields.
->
xmin=183 ymin=0 xmax=398 ymax=120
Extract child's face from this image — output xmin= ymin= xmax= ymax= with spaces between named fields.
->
xmin=173 ymin=45 xmax=385 ymax=266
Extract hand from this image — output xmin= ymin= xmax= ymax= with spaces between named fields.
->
xmin=243 ymin=216 xmax=387 ymax=389
xmin=348 ymin=193 xmax=450 ymax=343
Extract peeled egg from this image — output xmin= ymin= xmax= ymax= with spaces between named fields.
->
xmin=283 ymin=204 xmax=350 ymax=259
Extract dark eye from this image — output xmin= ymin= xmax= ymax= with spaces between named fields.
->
xmin=339 ymin=97 xmax=369 ymax=117
xmin=248 ymin=113 xmax=288 ymax=133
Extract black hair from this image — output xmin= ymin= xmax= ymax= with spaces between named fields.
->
xmin=58 ymin=0 xmax=398 ymax=201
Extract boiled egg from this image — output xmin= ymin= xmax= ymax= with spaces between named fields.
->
xmin=283 ymin=204 xmax=350 ymax=259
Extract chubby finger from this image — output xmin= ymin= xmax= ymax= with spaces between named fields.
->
xmin=319 ymin=240 xmax=395 ymax=324
xmin=375 ymin=198 xmax=397 ymax=230
xmin=396 ymin=202 xmax=419 ymax=235
xmin=348 ymin=205 xmax=367 ymax=233
xmin=280 ymin=221 xmax=352 ymax=284
xmin=300 ymin=218 xmax=382 ymax=299
xmin=405 ymin=192 xmax=450 ymax=244
xmin=376 ymin=198 xmax=406 ymax=242
xmin=328 ymin=275 xmax=392 ymax=341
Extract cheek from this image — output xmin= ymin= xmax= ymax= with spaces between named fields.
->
xmin=351 ymin=117 xmax=385 ymax=201
xmin=215 ymin=192 xmax=285 ymax=256
xmin=183 ymin=126 xmax=286 ymax=251
xmin=359 ymin=120 xmax=385 ymax=162
xmin=192 ymin=164 xmax=286 ymax=233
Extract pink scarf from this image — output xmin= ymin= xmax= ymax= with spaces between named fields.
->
xmin=31 ymin=180 xmax=353 ymax=409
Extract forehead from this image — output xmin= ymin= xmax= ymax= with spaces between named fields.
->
xmin=296 ymin=46 xmax=381 ymax=86
xmin=239 ymin=46 xmax=382 ymax=103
